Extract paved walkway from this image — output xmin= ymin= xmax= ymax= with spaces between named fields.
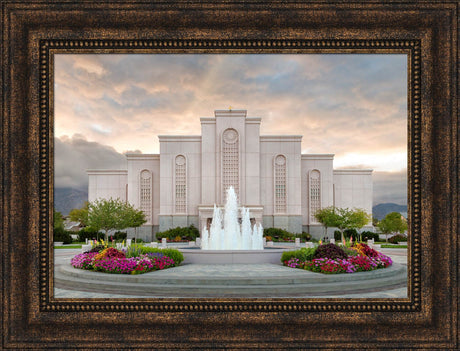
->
xmin=54 ymin=247 xmax=407 ymax=299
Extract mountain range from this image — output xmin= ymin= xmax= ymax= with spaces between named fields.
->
xmin=53 ymin=187 xmax=407 ymax=221
xmin=372 ymin=203 xmax=408 ymax=220
xmin=54 ymin=187 xmax=88 ymax=216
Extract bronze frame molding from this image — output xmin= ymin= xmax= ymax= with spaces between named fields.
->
xmin=2 ymin=1 xmax=458 ymax=349
xmin=41 ymin=39 xmax=421 ymax=314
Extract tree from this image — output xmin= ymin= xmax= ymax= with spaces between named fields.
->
xmin=348 ymin=208 xmax=372 ymax=242
xmin=69 ymin=201 xmax=89 ymax=227
xmin=54 ymin=209 xmax=64 ymax=231
xmin=86 ymin=198 xmax=147 ymax=242
xmin=333 ymin=207 xmax=356 ymax=242
xmin=54 ymin=209 xmax=72 ymax=244
xmin=314 ymin=207 xmax=340 ymax=238
xmin=372 ymin=216 xmax=380 ymax=227
xmin=316 ymin=207 xmax=372 ymax=243
xmin=122 ymin=203 xmax=147 ymax=243
xmin=87 ymin=198 xmax=129 ymax=241
xmin=378 ymin=212 xmax=408 ymax=242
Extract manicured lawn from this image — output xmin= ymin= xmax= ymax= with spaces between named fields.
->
xmin=55 ymin=244 xmax=83 ymax=249
xmin=380 ymin=244 xmax=407 ymax=248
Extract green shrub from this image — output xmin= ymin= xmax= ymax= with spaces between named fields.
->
xmin=300 ymin=232 xmax=312 ymax=241
xmin=54 ymin=227 xmax=72 ymax=244
xmin=155 ymin=225 xmax=199 ymax=241
xmin=344 ymin=228 xmax=358 ymax=239
xmin=140 ymin=247 xmax=184 ymax=266
xmin=334 ymin=229 xmax=358 ymax=241
xmin=388 ymin=234 xmax=407 ymax=244
xmin=78 ymin=227 xmax=104 ymax=242
xmin=297 ymin=248 xmax=316 ymax=261
xmin=280 ymin=248 xmax=316 ymax=263
xmin=263 ymin=228 xmax=295 ymax=241
xmin=333 ymin=230 xmax=343 ymax=241
xmin=360 ymin=231 xmax=379 ymax=242
xmin=281 ymin=251 xmax=298 ymax=263
xmin=113 ymin=231 xmax=127 ymax=241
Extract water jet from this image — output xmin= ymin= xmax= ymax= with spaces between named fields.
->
xmin=180 ymin=187 xmax=285 ymax=264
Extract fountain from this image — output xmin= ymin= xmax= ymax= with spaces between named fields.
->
xmin=201 ymin=187 xmax=264 ymax=250
xmin=179 ymin=187 xmax=286 ymax=264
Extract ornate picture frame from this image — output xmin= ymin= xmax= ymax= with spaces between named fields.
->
xmin=1 ymin=1 xmax=457 ymax=349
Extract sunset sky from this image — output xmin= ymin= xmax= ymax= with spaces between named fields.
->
xmin=54 ymin=54 xmax=407 ymax=205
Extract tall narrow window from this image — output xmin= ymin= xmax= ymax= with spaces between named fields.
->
xmin=222 ymin=128 xmax=239 ymax=201
xmin=175 ymin=155 xmax=187 ymax=213
xmin=274 ymin=155 xmax=287 ymax=213
xmin=309 ymin=170 xmax=321 ymax=223
xmin=140 ymin=170 xmax=152 ymax=223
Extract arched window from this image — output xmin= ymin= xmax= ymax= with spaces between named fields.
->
xmin=222 ymin=128 xmax=239 ymax=201
xmin=140 ymin=170 xmax=152 ymax=223
xmin=175 ymin=155 xmax=187 ymax=213
xmin=309 ymin=170 xmax=321 ymax=223
xmin=274 ymin=155 xmax=287 ymax=213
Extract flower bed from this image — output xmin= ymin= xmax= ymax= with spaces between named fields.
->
xmin=70 ymin=246 xmax=178 ymax=275
xmin=283 ymin=243 xmax=392 ymax=274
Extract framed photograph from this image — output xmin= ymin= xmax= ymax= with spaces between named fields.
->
xmin=1 ymin=1 xmax=457 ymax=349
xmin=53 ymin=52 xmax=409 ymax=301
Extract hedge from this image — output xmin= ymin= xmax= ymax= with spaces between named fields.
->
xmin=360 ymin=231 xmax=380 ymax=242
xmin=113 ymin=231 xmax=127 ymax=241
xmin=155 ymin=225 xmax=199 ymax=241
xmin=54 ymin=227 xmax=72 ymax=244
xmin=280 ymin=248 xmax=316 ymax=263
xmin=263 ymin=228 xmax=295 ymax=241
xmin=78 ymin=227 xmax=104 ymax=242
xmin=388 ymin=234 xmax=407 ymax=244
xmin=300 ymin=232 xmax=312 ymax=241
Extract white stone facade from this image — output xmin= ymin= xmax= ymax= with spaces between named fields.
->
xmin=87 ymin=109 xmax=373 ymax=240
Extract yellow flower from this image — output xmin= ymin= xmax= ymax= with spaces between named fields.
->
xmin=94 ymin=248 xmax=109 ymax=261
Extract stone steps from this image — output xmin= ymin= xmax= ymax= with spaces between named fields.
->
xmin=55 ymin=263 xmax=407 ymax=297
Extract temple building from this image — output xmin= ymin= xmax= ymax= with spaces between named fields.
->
xmin=87 ymin=109 xmax=373 ymax=241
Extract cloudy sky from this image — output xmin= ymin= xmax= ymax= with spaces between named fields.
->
xmin=54 ymin=54 xmax=407 ymax=205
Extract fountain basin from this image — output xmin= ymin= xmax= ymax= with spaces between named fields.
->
xmin=179 ymin=248 xmax=287 ymax=264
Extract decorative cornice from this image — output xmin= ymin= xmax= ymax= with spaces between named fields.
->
xmin=301 ymin=154 xmax=335 ymax=160
xmin=125 ymin=154 xmax=160 ymax=160
xmin=246 ymin=117 xmax=262 ymax=124
xmin=260 ymin=135 xmax=302 ymax=142
xmin=158 ymin=135 xmax=202 ymax=142
xmin=200 ymin=117 xmax=216 ymax=124
xmin=333 ymin=169 xmax=373 ymax=174
xmin=214 ymin=109 xmax=247 ymax=118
